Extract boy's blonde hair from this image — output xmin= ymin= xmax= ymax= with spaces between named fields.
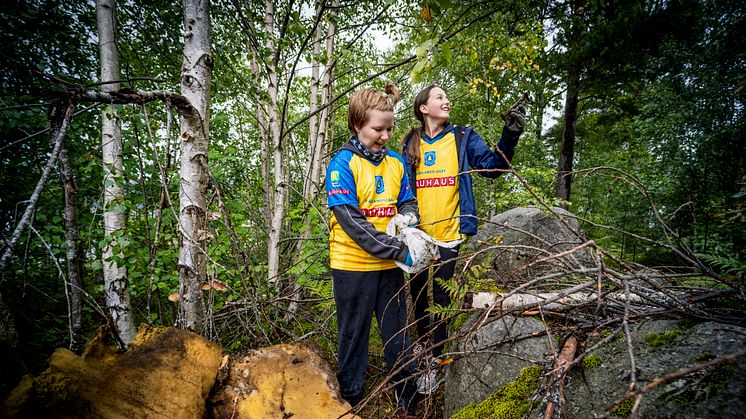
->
xmin=347 ymin=82 xmax=400 ymax=135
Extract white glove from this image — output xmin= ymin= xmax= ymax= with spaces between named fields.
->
xmin=386 ymin=215 xmax=462 ymax=274
xmin=401 ymin=212 xmax=418 ymax=227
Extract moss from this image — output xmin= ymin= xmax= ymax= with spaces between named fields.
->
xmin=583 ymin=354 xmax=602 ymax=370
xmin=702 ymin=360 xmax=736 ymax=393
xmin=588 ymin=328 xmax=619 ymax=347
xmin=676 ymin=317 xmax=701 ymax=329
xmin=644 ymin=330 xmax=680 ymax=348
xmin=468 ymin=278 xmax=509 ymax=294
xmin=451 ymin=366 xmax=543 ymax=419
xmin=611 ymin=396 xmax=635 ymax=418
xmin=449 ymin=312 xmax=473 ymax=335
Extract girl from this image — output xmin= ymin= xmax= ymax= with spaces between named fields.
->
xmin=401 ymin=85 xmax=525 ymax=393
xmin=326 ymin=82 xmax=419 ymax=415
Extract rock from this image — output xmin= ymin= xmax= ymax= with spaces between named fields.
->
xmin=444 ymin=314 xmax=551 ymax=417
xmin=468 ymin=206 xmax=592 ymax=286
xmin=208 ymin=341 xmax=357 ymax=418
xmin=2 ymin=324 xmax=223 ymax=418
xmin=564 ymin=320 xmax=746 ymax=418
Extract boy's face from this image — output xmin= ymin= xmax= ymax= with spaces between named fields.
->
xmin=356 ymin=109 xmax=394 ymax=153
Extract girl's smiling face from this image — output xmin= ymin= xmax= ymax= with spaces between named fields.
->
xmin=355 ymin=109 xmax=394 ymax=152
xmin=420 ymin=87 xmax=451 ymax=123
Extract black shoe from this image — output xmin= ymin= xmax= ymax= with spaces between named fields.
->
xmin=397 ymin=395 xmax=417 ymax=417
xmin=342 ymin=392 xmax=363 ymax=407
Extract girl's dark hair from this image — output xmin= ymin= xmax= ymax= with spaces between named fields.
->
xmin=402 ymin=85 xmax=438 ymax=168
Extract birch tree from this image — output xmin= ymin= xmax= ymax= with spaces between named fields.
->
xmin=263 ymin=0 xmax=284 ymax=285
xmin=56 ymin=125 xmax=83 ymax=351
xmin=301 ymin=0 xmax=324 ymax=201
xmin=177 ymin=0 xmax=212 ymax=331
xmin=97 ymin=0 xmax=136 ymax=345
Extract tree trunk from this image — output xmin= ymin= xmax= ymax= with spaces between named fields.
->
xmin=177 ymin=0 xmax=212 ymax=332
xmin=315 ymin=0 xmax=339 ymax=198
xmin=264 ymin=0 xmax=285 ymax=285
xmin=318 ymin=2 xmax=338 ymax=183
xmin=555 ymin=63 xmax=580 ymax=208
xmin=57 ymin=141 xmax=83 ymax=351
xmin=302 ymin=0 xmax=323 ymax=201
xmin=285 ymin=0 xmax=339 ymax=320
xmin=251 ymin=51 xmax=272 ymax=235
xmin=97 ymin=0 xmax=136 ymax=345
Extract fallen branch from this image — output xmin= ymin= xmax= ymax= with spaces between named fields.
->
xmin=0 ymin=102 xmax=74 ymax=273
xmin=543 ymin=335 xmax=578 ymax=419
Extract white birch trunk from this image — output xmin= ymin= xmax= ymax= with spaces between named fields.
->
xmin=177 ymin=0 xmax=212 ymax=331
xmin=264 ymin=0 xmax=284 ymax=285
xmin=285 ymin=1 xmax=339 ymax=319
xmin=317 ymin=0 xmax=338 ymax=185
xmin=467 ymin=290 xmax=643 ymax=311
xmin=251 ymin=51 xmax=272 ymax=233
xmin=96 ymin=0 xmax=135 ymax=345
xmin=302 ymin=0 xmax=323 ymax=200
xmin=57 ymin=143 xmax=82 ymax=351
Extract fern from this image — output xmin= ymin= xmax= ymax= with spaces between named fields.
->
xmin=697 ymin=253 xmax=746 ymax=279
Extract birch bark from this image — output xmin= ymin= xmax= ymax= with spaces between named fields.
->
xmin=301 ymin=0 xmax=323 ymax=201
xmin=57 ymin=139 xmax=82 ymax=350
xmin=318 ymin=0 xmax=339 ymax=182
xmin=264 ymin=0 xmax=284 ymax=285
xmin=97 ymin=0 xmax=135 ymax=345
xmin=177 ymin=0 xmax=212 ymax=331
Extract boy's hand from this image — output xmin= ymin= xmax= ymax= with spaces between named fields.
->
xmin=401 ymin=212 xmax=418 ymax=227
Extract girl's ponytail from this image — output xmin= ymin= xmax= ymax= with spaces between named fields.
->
xmin=402 ymin=84 xmax=438 ymax=169
xmin=385 ymin=81 xmax=400 ymax=106
xmin=403 ymin=127 xmax=422 ymax=168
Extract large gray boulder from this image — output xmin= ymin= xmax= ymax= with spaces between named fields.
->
xmin=468 ymin=206 xmax=593 ymax=286
xmin=445 ymin=317 xmax=746 ymax=418
xmin=444 ymin=314 xmax=551 ymax=417
xmin=564 ymin=320 xmax=746 ymax=418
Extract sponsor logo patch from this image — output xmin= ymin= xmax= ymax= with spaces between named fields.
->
xmin=330 ymin=170 xmax=340 ymax=188
xmin=360 ymin=207 xmax=396 ymax=217
xmin=328 ymin=189 xmax=350 ymax=196
xmin=416 ymin=176 xmax=456 ymax=189
xmin=375 ymin=175 xmax=385 ymax=194
xmin=424 ymin=151 xmax=436 ymax=167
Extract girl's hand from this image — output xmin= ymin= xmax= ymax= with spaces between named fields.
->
xmin=505 ymin=105 xmax=526 ymax=133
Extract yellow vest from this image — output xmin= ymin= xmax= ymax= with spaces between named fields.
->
xmin=329 ymin=153 xmax=406 ymax=271
xmin=416 ymin=131 xmax=461 ymax=241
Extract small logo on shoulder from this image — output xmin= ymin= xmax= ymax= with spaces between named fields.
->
xmin=330 ymin=170 xmax=340 ymax=188
xmin=375 ymin=175 xmax=385 ymax=194
xmin=424 ymin=151 xmax=436 ymax=166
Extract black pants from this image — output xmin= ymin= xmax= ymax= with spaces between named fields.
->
xmin=410 ymin=245 xmax=460 ymax=358
xmin=332 ymin=268 xmax=416 ymax=404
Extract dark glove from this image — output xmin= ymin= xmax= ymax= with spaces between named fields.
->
xmin=505 ymin=104 xmax=526 ymax=134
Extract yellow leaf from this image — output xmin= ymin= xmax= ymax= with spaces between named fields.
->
xmin=420 ymin=4 xmax=433 ymax=23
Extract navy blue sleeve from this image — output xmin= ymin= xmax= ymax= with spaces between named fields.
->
xmin=466 ymin=127 xmax=519 ymax=179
